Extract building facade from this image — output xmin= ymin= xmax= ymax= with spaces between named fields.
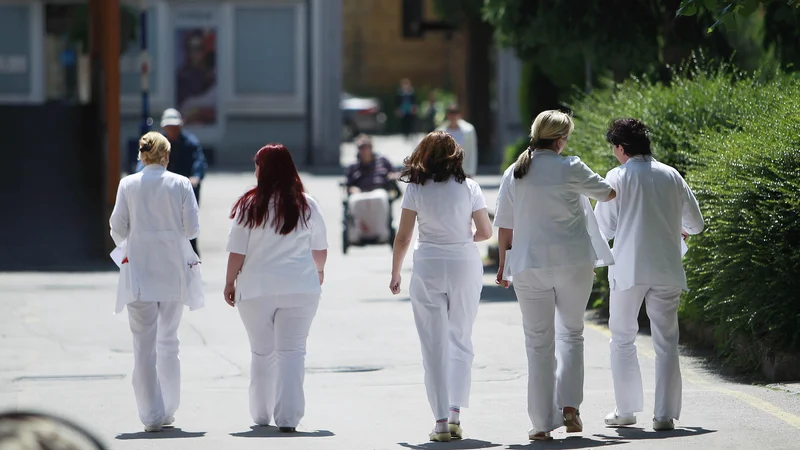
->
xmin=0 ymin=0 xmax=342 ymax=168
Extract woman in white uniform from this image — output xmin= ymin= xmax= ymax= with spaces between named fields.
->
xmin=110 ymin=131 xmax=203 ymax=432
xmin=493 ymin=111 xmax=616 ymax=441
xmin=224 ymin=144 xmax=328 ymax=433
xmin=389 ymin=131 xmax=493 ymax=442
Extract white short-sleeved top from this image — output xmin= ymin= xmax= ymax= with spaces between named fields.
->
xmin=226 ymin=194 xmax=328 ymax=300
xmin=594 ymin=156 xmax=704 ymax=291
xmin=493 ymin=150 xmax=614 ymax=275
xmin=401 ymin=177 xmax=487 ymax=260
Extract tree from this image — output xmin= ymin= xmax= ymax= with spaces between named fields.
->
xmin=678 ymin=0 xmax=799 ymax=31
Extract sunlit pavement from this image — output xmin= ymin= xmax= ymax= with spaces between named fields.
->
xmin=1 ymin=135 xmax=799 ymax=449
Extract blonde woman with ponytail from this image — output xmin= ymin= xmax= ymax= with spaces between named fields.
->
xmin=493 ymin=110 xmax=616 ymax=441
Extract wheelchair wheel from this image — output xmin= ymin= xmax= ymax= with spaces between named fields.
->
xmin=342 ymin=226 xmax=349 ymax=254
xmin=388 ymin=226 xmax=396 ymax=249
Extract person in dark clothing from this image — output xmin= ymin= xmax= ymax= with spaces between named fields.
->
xmin=396 ymin=78 xmax=417 ymax=141
xmin=345 ymin=135 xmax=397 ymax=243
xmin=137 ymin=108 xmax=208 ymax=255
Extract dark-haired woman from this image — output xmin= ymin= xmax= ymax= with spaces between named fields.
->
xmin=493 ymin=110 xmax=616 ymax=441
xmin=389 ymin=131 xmax=493 ymax=442
xmin=224 ymin=144 xmax=328 ymax=432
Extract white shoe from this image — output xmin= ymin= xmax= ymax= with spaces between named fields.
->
xmin=162 ymin=416 xmax=175 ymax=428
xmin=144 ymin=424 xmax=163 ymax=432
xmin=605 ymin=411 xmax=637 ymax=427
xmin=653 ymin=417 xmax=675 ymax=431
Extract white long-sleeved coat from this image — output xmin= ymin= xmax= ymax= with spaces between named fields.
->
xmin=438 ymin=120 xmax=478 ymax=176
xmin=109 ymin=164 xmax=203 ymax=313
xmin=594 ymin=156 xmax=704 ymax=291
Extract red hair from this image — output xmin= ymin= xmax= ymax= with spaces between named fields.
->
xmin=229 ymin=144 xmax=309 ymax=234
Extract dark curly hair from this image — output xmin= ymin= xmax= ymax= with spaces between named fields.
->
xmin=399 ymin=131 xmax=467 ymax=185
xmin=606 ymin=118 xmax=652 ymax=156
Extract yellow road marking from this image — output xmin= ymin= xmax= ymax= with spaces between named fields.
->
xmin=585 ymin=322 xmax=800 ymax=429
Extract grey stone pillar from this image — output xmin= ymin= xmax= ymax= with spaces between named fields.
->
xmin=310 ymin=0 xmax=342 ymax=169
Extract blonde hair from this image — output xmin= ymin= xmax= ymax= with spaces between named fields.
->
xmin=138 ymin=131 xmax=171 ymax=166
xmin=514 ymin=110 xmax=575 ymax=179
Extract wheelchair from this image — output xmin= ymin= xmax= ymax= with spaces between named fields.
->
xmin=340 ymin=179 xmax=402 ymax=254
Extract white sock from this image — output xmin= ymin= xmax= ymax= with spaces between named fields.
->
xmin=434 ymin=419 xmax=448 ymax=433
xmin=449 ymin=407 xmax=460 ymax=424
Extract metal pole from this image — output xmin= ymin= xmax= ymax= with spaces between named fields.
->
xmin=139 ymin=1 xmax=151 ymax=135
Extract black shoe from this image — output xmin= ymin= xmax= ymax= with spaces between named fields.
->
xmin=279 ymin=427 xmax=296 ymax=433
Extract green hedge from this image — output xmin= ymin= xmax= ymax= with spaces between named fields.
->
xmin=557 ymin=67 xmax=800 ymax=365
xmin=684 ymin=108 xmax=800 ymax=362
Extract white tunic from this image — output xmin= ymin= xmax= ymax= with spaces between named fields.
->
xmin=401 ymin=177 xmax=486 ymax=261
xmin=226 ymin=195 xmax=328 ymax=301
xmin=438 ymin=120 xmax=478 ymax=176
xmin=109 ymin=165 xmax=202 ymax=313
xmin=493 ymin=151 xmax=615 ymax=277
xmin=594 ymin=156 xmax=704 ymax=291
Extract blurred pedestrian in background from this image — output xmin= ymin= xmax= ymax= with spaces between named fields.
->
xmin=437 ymin=104 xmax=478 ymax=176
xmin=494 ymin=111 xmax=616 ymax=441
xmin=396 ymin=78 xmax=417 ymax=141
xmin=595 ymin=118 xmax=704 ymax=432
xmin=138 ymin=108 xmax=208 ymax=255
xmin=345 ymin=134 xmax=398 ymax=244
xmin=421 ymin=90 xmax=443 ymax=133
xmin=390 ymin=131 xmax=493 ymax=442
xmin=224 ymin=144 xmax=328 ymax=432
xmin=110 ymin=132 xmax=204 ymax=433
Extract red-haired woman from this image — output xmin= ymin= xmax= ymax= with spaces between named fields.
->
xmin=224 ymin=144 xmax=328 ymax=432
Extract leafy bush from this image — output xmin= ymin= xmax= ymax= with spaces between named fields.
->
xmin=502 ymin=137 xmax=529 ymax=172
xmin=684 ymin=100 xmax=800 ymax=359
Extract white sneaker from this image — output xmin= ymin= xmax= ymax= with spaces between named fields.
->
xmin=653 ymin=417 xmax=675 ymax=431
xmin=162 ymin=416 xmax=175 ymax=428
xmin=604 ymin=411 xmax=637 ymax=427
xmin=144 ymin=424 xmax=163 ymax=432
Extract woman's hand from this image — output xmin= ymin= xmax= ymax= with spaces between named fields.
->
xmin=318 ymin=270 xmax=325 ymax=286
xmin=495 ymin=265 xmax=509 ymax=289
xmin=224 ymin=281 xmax=236 ymax=307
xmin=390 ymin=272 xmax=402 ymax=295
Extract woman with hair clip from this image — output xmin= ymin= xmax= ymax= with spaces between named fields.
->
xmin=389 ymin=131 xmax=493 ymax=442
xmin=493 ymin=110 xmax=616 ymax=441
xmin=110 ymin=131 xmax=203 ymax=433
xmin=224 ymin=144 xmax=328 ymax=432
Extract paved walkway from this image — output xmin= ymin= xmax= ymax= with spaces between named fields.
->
xmin=1 ymin=136 xmax=799 ymax=449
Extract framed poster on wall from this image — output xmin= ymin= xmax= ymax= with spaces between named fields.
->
xmin=172 ymin=4 xmax=220 ymax=139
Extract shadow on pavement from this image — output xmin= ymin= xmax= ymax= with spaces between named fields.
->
xmin=594 ymin=426 xmax=716 ymax=441
xmin=230 ymin=425 xmax=335 ymax=438
xmin=115 ymin=428 xmax=206 ymax=440
xmin=481 ymin=284 xmax=517 ymax=303
xmin=397 ymin=438 xmax=501 ymax=449
xmin=507 ymin=436 xmax=625 ymax=449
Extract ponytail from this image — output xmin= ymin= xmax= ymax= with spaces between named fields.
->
xmin=513 ymin=147 xmax=533 ymax=179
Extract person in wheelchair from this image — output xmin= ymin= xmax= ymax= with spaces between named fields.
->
xmin=344 ymin=134 xmax=399 ymax=244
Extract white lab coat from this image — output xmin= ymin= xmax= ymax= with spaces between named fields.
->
xmin=493 ymin=151 xmax=614 ymax=433
xmin=438 ymin=120 xmax=478 ymax=176
xmin=109 ymin=164 xmax=202 ymax=429
xmin=226 ymin=194 xmax=328 ymax=428
xmin=401 ymin=178 xmax=486 ymax=421
xmin=110 ymin=164 xmax=203 ymax=313
xmin=593 ymin=155 xmax=704 ymax=421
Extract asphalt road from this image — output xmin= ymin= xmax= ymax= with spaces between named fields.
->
xmin=1 ymin=135 xmax=799 ymax=449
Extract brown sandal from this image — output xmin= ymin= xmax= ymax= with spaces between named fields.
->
xmin=563 ymin=407 xmax=583 ymax=433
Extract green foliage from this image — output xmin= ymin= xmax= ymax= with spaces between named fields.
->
xmin=502 ymin=137 xmax=529 ymax=172
xmin=683 ymin=82 xmax=800 ymax=357
xmin=678 ymin=0 xmax=799 ymax=31
xmin=431 ymin=0 xmax=484 ymax=25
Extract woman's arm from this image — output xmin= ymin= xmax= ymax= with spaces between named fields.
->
xmin=224 ymin=252 xmax=245 ymax=307
xmin=496 ymin=227 xmax=514 ymax=288
xmin=312 ymin=249 xmax=327 ymax=285
xmin=390 ymin=208 xmax=417 ymax=294
xmin=472 ymin=208 xmax=493 ymax=242
xmin=109 ymin=183 xmax=129 ymax=247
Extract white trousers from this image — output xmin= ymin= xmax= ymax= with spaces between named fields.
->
xmin=237 ymin=293 xmax=320 ymax=428
xmin=127 ymin=300 xmax=184 ymax=428
xmin=513 ymin=265 xmax=594 ymax=432
xmin=609 ymin=285 xmax=683 ymax=420
xmin=409 ymin=258 xmax=483 ymax=421
xmin=348 ymin=189 xmax=390 ymax=243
